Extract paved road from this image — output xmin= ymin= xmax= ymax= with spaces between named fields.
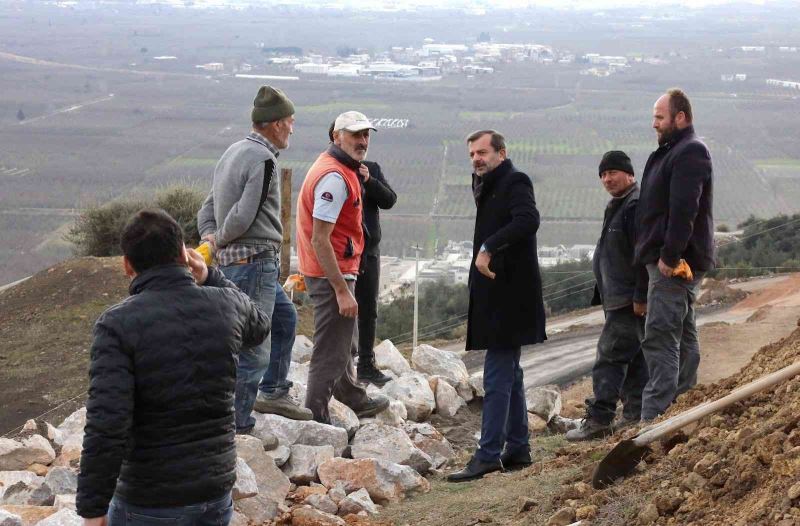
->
xmin=458 ymin=305 xmax=734 ymax=389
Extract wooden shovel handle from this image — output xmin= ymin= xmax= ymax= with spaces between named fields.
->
xmin=634 ymin=360 xmax=800 ymax=446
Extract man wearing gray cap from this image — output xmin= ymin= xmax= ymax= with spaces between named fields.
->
xmin=198 ymin=86 xmax=312 ymax=435
xmin=296 ymin=111 xmax=391 ymax=424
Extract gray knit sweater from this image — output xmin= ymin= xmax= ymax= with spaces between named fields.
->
xmin=197 ymin=133 xmax=282 ymax=248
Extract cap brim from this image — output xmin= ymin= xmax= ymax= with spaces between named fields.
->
xmin=339 ymin=123 xmax=377 ymax=132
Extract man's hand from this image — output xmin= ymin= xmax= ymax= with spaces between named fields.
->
xmin=633 ymin=302 xmax=647 ymax=317
xmin=475 ymin=251 xmax=496 ymax=279
xmin=84 ymin=516 xmax=107 ymax=526
xmin=186 ymin=247 xmax=209 ymax=285
xmin=201 ymin=233 xmax=216 ymax=251
xmin=657 ymin=258 xmax=675 ymax=278
xmin=335 ymin=286 xmax=359 ymax=318
xmin=358 ymin=164 xmax=370 ymax=183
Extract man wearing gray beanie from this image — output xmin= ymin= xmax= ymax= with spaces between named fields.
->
xmin=566 ymin=150 xmax=649 ymax=441
xmin=198 ymin=85 xmax=313 ymax=434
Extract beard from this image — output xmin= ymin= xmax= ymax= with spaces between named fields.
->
xmin=657 ymin=122 xmax=679 ymax=146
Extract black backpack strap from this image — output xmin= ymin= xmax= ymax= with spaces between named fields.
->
xmin=257 ymin=159 xmax=275 ymax=211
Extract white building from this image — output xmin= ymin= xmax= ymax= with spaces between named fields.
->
xmin=294 ymin=63 xmax=329 ymax=75
xmin=327 ymin=64 xmax=362 ymax=77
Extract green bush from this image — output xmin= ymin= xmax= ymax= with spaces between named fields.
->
xmin=65 ymin=185 xmax=205 ymax=257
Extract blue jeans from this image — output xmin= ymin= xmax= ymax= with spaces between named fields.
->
xmin=108 ymin=492 xmax=233 ymax=526
xmin=475 ymin=347 xmax=530 ymax=463
xmin=222 ymin=257 xmax=296 ymax=432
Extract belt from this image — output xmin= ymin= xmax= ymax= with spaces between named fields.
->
xmin=232 ymin=246 xmax=280 ymax=265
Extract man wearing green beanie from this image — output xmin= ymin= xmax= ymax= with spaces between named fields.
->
xmin=198 ymin=85 xmax=314 ymax=434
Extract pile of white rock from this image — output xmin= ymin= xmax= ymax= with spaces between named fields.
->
xmin=0 ymin=339 xmax=485 ymax=525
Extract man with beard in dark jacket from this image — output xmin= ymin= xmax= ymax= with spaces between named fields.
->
xmin=566 ymin=151 xmax=649 ymax=441
xmin=448 ymin=130 xmax=546 ymax=482
xmin=635 ymin=88 xmax=714 ymax=421
xmin=77 ymin=209 xmax=270 ymax=526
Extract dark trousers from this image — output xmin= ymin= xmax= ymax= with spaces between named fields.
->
xmin=355 ymin=253 xmax=380 ymax=369
xmin=586 ymin=306 xmax=648 ymax=425
xmin=640 ymin=263 xmax=704 ymax=420
xmin=108 ymin=492 xmax=233 ymax=526
xmin=475 ymin=347 xmax=530 ymax=463
xmin=305 ymin=277 xmax=369 ymax=424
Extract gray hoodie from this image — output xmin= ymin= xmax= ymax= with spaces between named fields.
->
xmin=198 ymin=133 xmax=282 ymax=248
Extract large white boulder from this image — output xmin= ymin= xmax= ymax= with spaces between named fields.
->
xmin=525 ymin=384 xmax=562 ymax=422
xmin=0 ymin=510 xmax=22 ymax=526
xmin=252 ymin=413 xmax=348 ymax=456
xmin=0 ymin=472 xmax=44 ymax=500
xmin=317 ymin=457 xmax=430 ymax=504
xmin=43 ymin=467 xmax=77 ymax=495
xmin=281 ymin=444 xmax=335 ymax=484
xmin=233 ymin=458 xmax=259 ymax=500
xmin=54 ymin=409 xmax=86 ymax=465
xmin=328 ymin=398 xmax=360 ymax=438
xmin=234 ymin=435 xmax=291 ymax=523
xmin=288 ymin=362 xmax=310 ymax=386
xmin=337 ymin=488 xmax=379 ymax=516
xmin=402 ymin=422 xmax=455 ymax=469
xmin=434 ymin=379 xmax=466 ymax=418
xmin=469 ymin=373 xmax=485 ymax=398
xmin=0 ymin=436 xmax=55 ymax=471
xmin=33 ymin=508 xmax=81 ymax=526
xmin=381 ymin=373 xmax=435 ymax=422
xmin=291 ymin=335 xmax=314 ymax=363
xmin=411 ymin=345 xmax=469 ymax=389
xmin=350 ymin=423 xmax=432 ymax=473
xmin=373 ymin=340 xmax=412 ymax=376
xmin=370 ymin=400 xmax=408 ymax=427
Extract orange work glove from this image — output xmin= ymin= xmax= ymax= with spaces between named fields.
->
xmin=283 ymin=274 xmax=306 ymax=293
xmin=196 ymin=242 xmax=214 ymax=266
xmin=673 ymin=259 xmax=694 ymax=281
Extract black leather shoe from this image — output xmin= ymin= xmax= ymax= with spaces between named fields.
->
xmin=352 ymin=395 xmax=391 ymax=418
xmin=500 ymin=449 xmax=532 ymax=471
xmin=446 ymin=456 xmax=503 ymax=482
xmin=357 ymin=365 xmax=392 ymax=387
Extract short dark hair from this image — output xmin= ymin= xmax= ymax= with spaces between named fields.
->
xmin=328 ymin=121 xmax=335 ymax=142
xmin=120 ymin=209 xmax=184 ymax=273
xmin=466 ymin=129 xmax=506 ymax=152
xmin=666 ymin=88 xmax=693 ymax=123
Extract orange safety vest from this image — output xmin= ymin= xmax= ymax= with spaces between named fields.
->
xmin=296 ymin=152 xmax=364 ymax=278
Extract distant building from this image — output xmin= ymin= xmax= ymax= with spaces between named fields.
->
xmin=195 ymin=62 xmax=223 ymax=72
xmin=327 ymin=64 xmax=362 ymax=77
xmin=294 ymin=63 xmax=329 ymax=74
xmin=739 ymin=46 xmax=766 ymax=52
xmin=152 ymin=56 xmax=177 ymax=61
xmin=766 ymin=78 xmax=800 ymax=90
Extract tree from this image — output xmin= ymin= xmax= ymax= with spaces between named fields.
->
xmin=477 ymin=32 xmax=491 ymax=43
xmin=16 ymin=108 xmax=25 ymax=121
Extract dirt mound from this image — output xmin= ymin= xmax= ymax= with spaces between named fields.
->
xmin=0 ymin=257 xmax=129 ymax=435
xmin=697 ymin=277 xmax=748 ymax=306
xmin=549 ymin=324 xmax=800 ymax=526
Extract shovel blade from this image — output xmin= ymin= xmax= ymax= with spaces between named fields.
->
xmin=592 ymin=439 xmax=650 ymax=489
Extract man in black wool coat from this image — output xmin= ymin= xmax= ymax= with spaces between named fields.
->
xmin=448 ymin=130 xmax=547 ymax=482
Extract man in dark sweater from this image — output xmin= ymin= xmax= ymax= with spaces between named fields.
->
xmin=566 ymin=151 xmax=649 ymax=441
xmin=77 ymin=209 xmax=270 ymax=526
xmin=327 ymin=122 xmax=397 ymax=386
xmin=635 ymin=88 xmax=714 ymax=421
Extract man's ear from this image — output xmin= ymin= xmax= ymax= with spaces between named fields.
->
xmin=179 ymin=244 xmax=189 ymax=265
xmin=122 ymin=256 xmax=137 ymax=279
xmin=499 ymin=148 xmax=508 ymax=160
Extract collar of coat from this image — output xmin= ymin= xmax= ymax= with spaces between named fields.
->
xmin=326 ymin=144 xmax=362 ymax=172
xmin=472 ymin=158 xmax=515 ymax=203
xmin=129 ymin=263 xmax=196 ymax=296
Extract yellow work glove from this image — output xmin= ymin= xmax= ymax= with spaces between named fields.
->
xmin=196 ymin=242 xmax=214 ymax=266
xmin=673 ymin=259 xmax=694 ymax=281
xmin=283 ymin=274 xmax=306 ymax=293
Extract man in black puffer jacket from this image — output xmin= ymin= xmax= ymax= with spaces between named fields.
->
xmin=77 ymin=209 xmax=270 ymax=526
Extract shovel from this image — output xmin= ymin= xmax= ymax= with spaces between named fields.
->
xmin=592 ymin=360 xmax=800 ymax=488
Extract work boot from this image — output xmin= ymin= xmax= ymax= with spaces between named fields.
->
xmin=447 ymin=455 xmax=503 ymax=482
xmin=357 ymin=362 xmax=392 ymax=387
xmin=500 ymin=449 xmax=533 ymax=472
xmin=565 ymin=417 xmax=613 ymax=442
xmin=352 ymin=394 xmax=391 ymax=418
xmin=254 ymin=391 xmax=313 ymax=421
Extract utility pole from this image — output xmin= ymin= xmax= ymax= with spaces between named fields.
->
xmin=411 ymin=244 xmax=421 ymax=349
xmin=280 ymin=168 xmax=292 ymax=280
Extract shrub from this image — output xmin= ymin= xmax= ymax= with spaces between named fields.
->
xmin=65 ymin=185 xmax=205 ymax=257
